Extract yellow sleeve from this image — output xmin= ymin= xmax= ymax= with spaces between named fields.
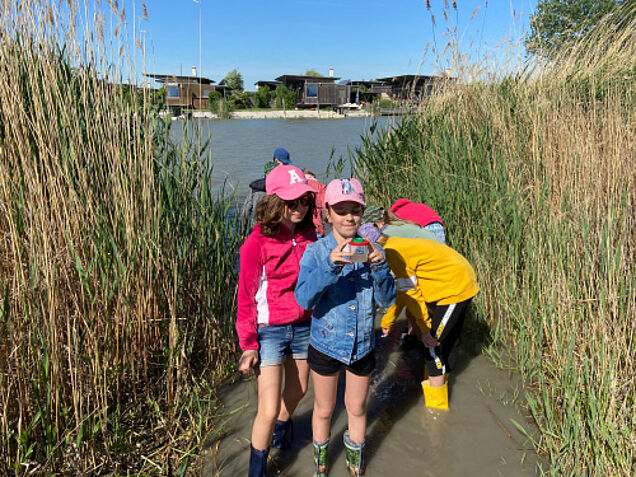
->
xmin=380 ymin=295 xmax=404 ymax=330
xmin=403 ymin=287 xmax=431 ymax=333
xmin=385 ymin=243 xmax=431 ymax=333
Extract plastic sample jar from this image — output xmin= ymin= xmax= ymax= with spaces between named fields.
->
xmin=345 ymin=237 xmax=369 ymax=262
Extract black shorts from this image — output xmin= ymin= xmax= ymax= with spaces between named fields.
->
xmin=307 ymin=345 xmax=375 ymax=377
xmin=425 ymin=299 xmax=471 ymax=377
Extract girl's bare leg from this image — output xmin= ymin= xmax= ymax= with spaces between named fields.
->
xmin=311 ymin=370 xmax=339 ymax=442
xmin=344 ymin=371 xmax=371 ymax=443
xmin=278 ymin=358 xmax=310 ymax=421
xmin=251 ymin=364 xmax=283 ymax=450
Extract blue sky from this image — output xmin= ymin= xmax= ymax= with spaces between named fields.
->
xmin=110 ymin=0 xmax=538 ymax=89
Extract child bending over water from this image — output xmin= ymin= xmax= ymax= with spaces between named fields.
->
xmin=377 ymin=235 xmax=479 ymax=410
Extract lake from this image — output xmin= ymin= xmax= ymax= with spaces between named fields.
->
xmin=170 ymin=117 xmax=397 ymax=199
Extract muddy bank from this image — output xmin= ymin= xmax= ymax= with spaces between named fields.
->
xmin=202 ymin=316 xmax=541 ymax=476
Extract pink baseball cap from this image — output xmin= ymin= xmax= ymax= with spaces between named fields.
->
xmin=265 ymin=165 xmax=316 ymax=200
xmin=324 ymin=178 xmax=365 ymax=206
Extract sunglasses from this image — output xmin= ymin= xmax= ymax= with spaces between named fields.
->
xmin=285 ymin=195 xmax=313 ymax=210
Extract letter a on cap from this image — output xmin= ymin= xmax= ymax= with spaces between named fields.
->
xmin=288 ymin=169 xmax=303 ymax=184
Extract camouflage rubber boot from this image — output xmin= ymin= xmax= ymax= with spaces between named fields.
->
xmin=343 ymin=430 xmax=365 ymax=476
xmin=313 ymin=438 xmax=329 ymax=477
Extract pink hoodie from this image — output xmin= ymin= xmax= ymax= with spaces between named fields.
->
xmin=307 ymin=178 xmax=326 ymax=235
xmin=236 ymin=223 xmax=317 ymax=351
xmin=390 ymin=198 xmax=443 ymax=228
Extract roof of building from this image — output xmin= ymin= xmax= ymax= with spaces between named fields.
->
xmin=375 ymin=74 xmax=439 ymax=83
xmin=275 ymin=74 xmax=340 ymax=83
xmin=255 ymin=80 xmax=282 ymax=87
xmin=348 ymin=80 xmax=390 ymax=86
xmin=144 ymin=73 xmax=215 ymax=85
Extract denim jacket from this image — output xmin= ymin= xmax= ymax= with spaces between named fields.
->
xmin=294 ymin=233 xmax=396 ymax=364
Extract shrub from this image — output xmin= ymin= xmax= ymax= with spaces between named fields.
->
xmin=257 ymin=86 xmax=272 ymax=108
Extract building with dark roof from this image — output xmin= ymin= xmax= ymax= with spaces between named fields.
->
xmin=144 ymin=73 xmax=230 ymax=111
xmin=253 ymin=74 xmax=350 ymax=107
xmin=254 ymin=80 xmax=282 ymax=92
xmin=375 ymin=74 xmax=455 ymax=102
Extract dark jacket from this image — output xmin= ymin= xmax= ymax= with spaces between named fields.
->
xmin=240 ymin=178 xmax=267 ymax=225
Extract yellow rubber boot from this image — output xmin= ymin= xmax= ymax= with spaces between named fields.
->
xmin=421 ymin=377 xmax=449 ymax=410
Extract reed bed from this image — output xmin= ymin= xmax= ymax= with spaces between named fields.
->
xmin=0 ymin=0 xmax=242 ymax=474
xmin=355 ymin=10 xmax=635 ymax=476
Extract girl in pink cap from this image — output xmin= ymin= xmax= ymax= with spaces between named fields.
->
xmin=236 ymin=165 xmax=317 ymax=476
xmin=295 ymin=178 xmax=396 ymax=476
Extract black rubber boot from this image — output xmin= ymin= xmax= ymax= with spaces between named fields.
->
xmin=248 ymin=444 xmax=269 ymax=477
xmin=270 ymin=419 xmax=293 ymax=449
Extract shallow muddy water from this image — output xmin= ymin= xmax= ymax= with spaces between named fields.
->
xmin=202 ymin=315 xmax=541 ymax=476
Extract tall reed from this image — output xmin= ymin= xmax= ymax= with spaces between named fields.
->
xmin=355 ymin=8 xmax=635 ymax=475
xmin=0 ymin=0 xmax=242 ymax=473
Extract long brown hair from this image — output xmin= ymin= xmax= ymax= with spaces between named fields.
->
xmin=256 ymin=194 xmax=315 ymax=237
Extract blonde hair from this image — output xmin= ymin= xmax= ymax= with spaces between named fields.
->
xmin=375 ymin=211 xmax=419 ymax=247
xmin=382 ymin=210 xmax=419 ymax=227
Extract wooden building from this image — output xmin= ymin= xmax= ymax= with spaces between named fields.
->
xmin=144 ymin=73 xmax=230 ymax=111
xmin=254 ymin=80 xmax=281 ymax=92
xmin=347 ymin=80 xmax=392 ymax=103
xmin=269 ymin=75 xmax=350 ymax=108
xmin=375 ymin=75 xmax=454 ymax=102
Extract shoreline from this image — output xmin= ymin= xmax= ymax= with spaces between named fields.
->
xmin=170 ymin=109 xmax=373 ymax=120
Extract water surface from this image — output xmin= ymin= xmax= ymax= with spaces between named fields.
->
xmin=170 ymin=117 xmax=396 ymax=198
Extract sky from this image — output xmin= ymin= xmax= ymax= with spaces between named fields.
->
xmin=103 ymin=0 xmax=538 ymax=89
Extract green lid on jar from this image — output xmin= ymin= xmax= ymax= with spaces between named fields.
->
xmin=352 ymin=238 xmax=366 ymax=244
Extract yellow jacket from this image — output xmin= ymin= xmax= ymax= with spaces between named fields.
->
xmin=381 ymin=237 xmax=479 ymax=333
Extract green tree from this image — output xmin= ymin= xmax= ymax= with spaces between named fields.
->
xmin=153 ymin=87 xmax=166 ymax=108
xmin=208 ymin=90 xmax=222 ymax=113
xmin=227 ymin=90 xmax=253 ymax=109
xmin=285 ymin=91 xmax=297 ymax=108
xmin=526 ymin=0 xmax=624 ymax=58
xmin=223 ymin=69 xmax=244 ymax=92
xmin=274 ymin=84 xmax=289 ymax=108
xmin=257 ymin=86 xmax=271 ymax=108
xmin=216 ymin=97 xmax=231 ymax=119
xmin=304 ymin=69 xmax=323 ymax=77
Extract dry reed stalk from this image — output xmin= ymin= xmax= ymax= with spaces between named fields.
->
xmin=354 ymin=6 xmax=634 ymax=473
xmin=0 ymin=0 xmax=241 ymax=473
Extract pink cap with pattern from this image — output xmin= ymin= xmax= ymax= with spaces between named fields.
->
xmin=324 ymin=178 xmax=365 ymax=206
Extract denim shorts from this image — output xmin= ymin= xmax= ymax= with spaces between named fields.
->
xmin=257 ymin=322 xmax=311 ymax=367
